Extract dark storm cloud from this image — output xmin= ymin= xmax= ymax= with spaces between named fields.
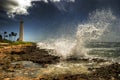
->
xmin=0 ymin=0 xmax=120 ymax=41
xmin=0 ymin=0 xmax=19 ymax=13
xmin=0 ymin=0 xmax=18 ymax=10
xmin=0 ymin=0 xmax=120 ymax=23
xmin=0 ymin=0 xmax=33 ymax=18
xmin=0 ymin=0 xmax=120 ymax=18
xmin=0 ymin=0 xmax=75 ymax=18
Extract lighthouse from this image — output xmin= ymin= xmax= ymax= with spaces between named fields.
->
xmin=19 ymin=20 xmax=24 ymax=41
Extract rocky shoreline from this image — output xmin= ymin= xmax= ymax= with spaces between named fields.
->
xmin=0 ymin=44 xmax=120 ymax=80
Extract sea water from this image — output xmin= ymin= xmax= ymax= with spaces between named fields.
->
xmin=37 ymin=9 xmax=120 ymax=62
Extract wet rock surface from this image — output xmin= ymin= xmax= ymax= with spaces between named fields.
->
xmin=90 ymin=63 xmax=120 ymax=80
xmin=0 ymin=45 xmax=120 ymax=80
xmin=10 ymin=48 xmax=60 ymax=65
xmin=21 ymin=50 xmax=60 ymax=65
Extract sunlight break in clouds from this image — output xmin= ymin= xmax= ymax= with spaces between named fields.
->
xmin=5 ymin=0 xmax=75 ymax=18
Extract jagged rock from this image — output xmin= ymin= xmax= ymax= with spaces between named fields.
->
xmin=0 ymin=44 xmax=120 ymax=80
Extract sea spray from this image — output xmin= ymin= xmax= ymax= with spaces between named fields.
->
xmin=37 ymin=38 xmax=76 ymax=59
xmin=37 ymin=9 xmax=117 ymax=59
xmin=71 ymin=9 xmax=116 ymax=58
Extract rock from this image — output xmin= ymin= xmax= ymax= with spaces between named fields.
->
xmin=20 ymin=49 xmax=60 ymax=65
xmin=12 ymin=76 xmax=30 ymax=80
xmin=89 ymin=63 xmax=120 ymax=80
xmin=3 ymin=78 xmax=10 ymax=80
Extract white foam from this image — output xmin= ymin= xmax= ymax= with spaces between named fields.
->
xmin=37 ymin=9 xmax=117 ymax=59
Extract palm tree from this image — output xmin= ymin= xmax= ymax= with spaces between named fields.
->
xmin=5 ymin=35 xmax=8 ymax=39
xmin=13 ymin=33 xmax=17 ymax=41
xmin=11 ymin=32 xmax=14 ymax=36
xmin=9 ymin=34 xmax=12 ymax=41
xmin=4 ymin=31 xmax=7 ymax=40
xmin=0 ymin=35 xmax=2 ymax=40
xmin=11 ymin=32 xmax=15 ymax=41
xmin=11 ymin=32 xmax=17 ymax=41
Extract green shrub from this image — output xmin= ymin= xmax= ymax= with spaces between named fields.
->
xmin=11 ymin=41 xmax=34 ymax=45
xmin=0 ymin=39 xmax=35 ymax=45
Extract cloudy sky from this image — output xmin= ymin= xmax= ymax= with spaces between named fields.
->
xmin=0 ymin=0 xmax=120 ymax=41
